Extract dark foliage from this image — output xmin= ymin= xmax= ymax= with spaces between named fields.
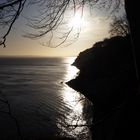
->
xmin=67 ymin=35 xmax=140 ymax=140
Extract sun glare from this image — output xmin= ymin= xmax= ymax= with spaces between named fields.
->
xmin=68 ymin=12 xmax=86 ymax=28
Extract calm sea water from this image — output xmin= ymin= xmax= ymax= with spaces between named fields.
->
xmin=0 ymin=57 xmax=92 ymax=140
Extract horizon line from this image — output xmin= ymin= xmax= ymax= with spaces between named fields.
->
xmin=0 ymin=55 xmax=77 ymax=58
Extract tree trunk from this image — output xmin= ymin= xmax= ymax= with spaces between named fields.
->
xmin=125 ymin=0 xmax=140 ymax=83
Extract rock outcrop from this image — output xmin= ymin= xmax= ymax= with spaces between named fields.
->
xmin=67 ymin=35 xmax=140 ymax=140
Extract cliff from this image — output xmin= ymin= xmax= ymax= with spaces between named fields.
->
xmin=67 ymin=35 xmax=140 ymax=140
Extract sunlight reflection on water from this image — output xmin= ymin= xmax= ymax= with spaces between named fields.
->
xmin=66 ymin=65 xmax=79 ymax=81
xmin=64 ymin=57 xmax=79 ymax=82
xmin=57 ymin=57 xmax=92 ymax=139
xmin=0 ymin=57 xmax=92 ymax=139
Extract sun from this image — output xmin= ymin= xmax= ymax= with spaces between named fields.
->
xmin=68 ymin=12 xmax=85 ymax=28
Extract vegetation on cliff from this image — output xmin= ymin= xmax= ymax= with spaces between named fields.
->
xmin=67 ymin=35 xmax=140 ymax=139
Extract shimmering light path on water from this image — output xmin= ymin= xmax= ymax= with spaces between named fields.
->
xmin=0 ymin=57 xmax=92 ymax=139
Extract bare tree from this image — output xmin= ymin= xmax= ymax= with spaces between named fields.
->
xmin=1 ymin=0 xmax=140 ymax=139
xmin=0 ymin=0 xmax=123 ymax=47
xmin=109 ymin=15 xmax=129 ymax=37
xmin=0 ymin=0 xmax=27 ymax=47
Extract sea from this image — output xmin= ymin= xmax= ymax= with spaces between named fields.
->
xmin=0 ymin=57 xmax=92 ymax=140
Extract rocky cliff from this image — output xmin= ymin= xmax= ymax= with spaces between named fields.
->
xmin=67 ymin=35 xmax=140 ymax=140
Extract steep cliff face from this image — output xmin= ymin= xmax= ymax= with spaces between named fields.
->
xmin=67 ymin=35 xmax=140 ymax=140
xmin=68 ymin=35 xmax=137 ymax=103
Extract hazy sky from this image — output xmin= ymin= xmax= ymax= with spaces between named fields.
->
xmin=0 ymin=2 xmax=112 ymax=57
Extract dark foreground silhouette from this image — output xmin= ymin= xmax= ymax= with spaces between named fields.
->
xmin=67 ymin=35 xmax=140 ymax=140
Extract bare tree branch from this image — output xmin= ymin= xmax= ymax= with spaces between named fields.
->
xmin=0 ymin=0 xmax=123 ymax=47
xmin=0 ymin=0 xmax=27 ymax=47
xmin=109 ymin=14 xmax=129 ymax=37
xmin=0 ymin=0 xmax=22 ymax=9
xmin=0 ymin=85 xmax=22 ymax=140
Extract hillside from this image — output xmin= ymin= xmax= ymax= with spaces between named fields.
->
xmin=67 ymin=35 xmax=140 ymax=140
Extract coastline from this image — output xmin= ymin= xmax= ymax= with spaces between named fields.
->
xmin=66 ymin=35 xmax=140 ymax=140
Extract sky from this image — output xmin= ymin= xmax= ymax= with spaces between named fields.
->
xmin=0 ymin=1 xmax=114 ymax=57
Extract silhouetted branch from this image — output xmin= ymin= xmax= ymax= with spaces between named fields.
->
xmin=0 ymin=0 xmax=26 ymax=47
xmin=0 ymin=0 xmax=22 ymax=9
xmin=56 ymin=95 xmax=92 ymax=139
xmin=0 ymin=85 xmax=22 ymax=140
xmin=0 ymin=0 xmax=123 ymax=47
xmin=109 ymin=15 xmax=129 ymax=37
